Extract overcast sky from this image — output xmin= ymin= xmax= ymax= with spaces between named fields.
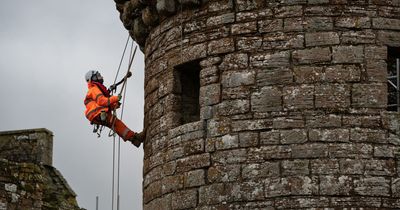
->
xmin=0 ymin=1 xmax=145 ymax=209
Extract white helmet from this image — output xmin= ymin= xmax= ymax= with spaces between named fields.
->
xmin=85 ymin=70 xmax=99 ymax=82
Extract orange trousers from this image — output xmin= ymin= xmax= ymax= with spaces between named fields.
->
xmin=93 ymin=112 xmax=134 ymax=141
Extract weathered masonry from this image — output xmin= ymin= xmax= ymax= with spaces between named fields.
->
xmin=0 ymin=128 xmax=82 ymax=210
xmin=114 ymin=0 xmax=400 ymax=209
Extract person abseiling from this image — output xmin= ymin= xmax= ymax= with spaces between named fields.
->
xmin=84 ymin=70 xmax=144 ymax=147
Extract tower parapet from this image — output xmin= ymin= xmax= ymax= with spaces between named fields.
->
xmin=116 ymin=1 xmax=400 ymax=209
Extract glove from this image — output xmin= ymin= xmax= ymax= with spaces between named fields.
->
xmin=127 ymin=72 xmax=132 ymax=78
xmin=109 ymin=84 xmax=116 ymax=92
xmin=118 ymin=94 xmax=122 ymax=101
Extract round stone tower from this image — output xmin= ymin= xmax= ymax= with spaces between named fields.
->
xmin=115 ymin=0 xmax=400 ymax=209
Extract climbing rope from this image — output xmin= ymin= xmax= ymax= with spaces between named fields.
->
xmin=109 ymin=35 xmax=137 ymax=210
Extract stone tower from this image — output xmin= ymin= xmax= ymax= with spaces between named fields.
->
xmin=115 ymin=0 xmax=400 ymax=209
xmin=0 ymin=128 xmax=82 ymax=210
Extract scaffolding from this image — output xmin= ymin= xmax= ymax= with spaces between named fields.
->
xmin=388 ymin=58 xmax=400 ymax=111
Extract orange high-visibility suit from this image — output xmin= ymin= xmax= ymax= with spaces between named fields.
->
xmin=84 ymin=81 xmax=135 ymax=141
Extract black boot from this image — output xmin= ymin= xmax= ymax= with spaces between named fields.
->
xmin=129 ymin=131 xmax=144 ymax=148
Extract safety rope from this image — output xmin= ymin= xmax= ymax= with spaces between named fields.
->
xmin=110 ymin=36 xmax=137 ymax=210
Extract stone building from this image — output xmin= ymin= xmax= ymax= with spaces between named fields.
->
xmin=114 ymin=0 xmax=400 ymax=209
xmin=0 ymin=128 xmax=82 ymax=210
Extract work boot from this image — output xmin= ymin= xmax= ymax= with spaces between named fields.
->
xmin=129 ymin=131 xmax=144 ymax=148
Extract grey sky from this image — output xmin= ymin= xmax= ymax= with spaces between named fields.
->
xmin=0 ymin=1 xmax=145 ymax=210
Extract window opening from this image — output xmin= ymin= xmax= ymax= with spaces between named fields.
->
xmin=174 ymin=60 xmax=201 ymax=125
xmin=387 ymin=47 xmax=400 ymax=111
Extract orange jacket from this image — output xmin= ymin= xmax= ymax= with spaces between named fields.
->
xmin=84 ymin=82 xmax=119 ymax=122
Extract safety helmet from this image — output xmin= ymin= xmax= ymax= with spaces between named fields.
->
xmin=85 ymin=70 xmax=101 ymax=82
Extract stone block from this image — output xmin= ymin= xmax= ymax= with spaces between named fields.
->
xmin=393 ymin=178 xmax=400 ymax=198
xmin=372 ymin=17 xmax=400 ymax=30
xmin=320 ymin=175 xmax=352 ymax=195
xmin=185 ymin=169 xmax=205 ymax=188
xmin=315 ymin=84 xmax=351 ymax=109
xmin=228 ymin=181 xmax=264 ymax=201
xmin=293 ymin=66 xmax=324 ymax=83
xmin=251 ymin=86 xmax=282 ymax=112
xmin=207 ymin=0 xmax=233 ymax=12
xmin=161 ymin=175 xmax=184 ymax=194
xmin=260 ymin=130 xmax=280 ymax=145
xmin=284 ymin=17 xmax=304 ymax=32
xmin=144 ymin=180 xmax=162 ymax=203
xmin=262 ymin=33 xmax=304 ymax=50
xmin=283 ymin=85 xmax=314 ymax=110
xmin=221 ymin=71 xmax=255 ymax=88
xmin=200 ymin=56 xmax=222 ymax=67
xmin=280 ymin=129 xmax=307 ymax=144
xmin=274 ymin=6 xmax=303 ymax=18
xmin=176 ymin=153 xmax=210 ymax=172
xmin=179 ymin=42 xmax=207 ymax=64
xmin=217 ymin=99 xmax=250 ymax=116
xmin=237 ymin=9 xmax=273 ymax=22
xmin=374 ymin=145 xmax=395 ymax=158
xmin=332 ymin=45 xmax=364 ymax=64
xmin=171 ymin=189 xmax=197 ymax=209
xmin=292 ymin=47 xmax=331 ymax=64
xmin=365 ymin=46 xmax=387 ymax=60
xmin=239 ymin=132 xmax=259 ymax=147
xmin=352 ymin=83 xmax=387 ymax=108
xmin=208 ymin=37 xmax=235 ymax=55
xmin=366 ymin=60 xmax=387 ymax=82
xmin=273 ymin=116 xmax=305 ymax=129
xmin=365 ymin=159 xmax=396 ymax=176
xmin=377 ymin=31 xmax=400 ymax=47
xmin=305 ymin=32 xmax=340 ymax=46
xmin=329 ymin=143 xmax=373 ymax=158
xmin=306 ymin=114 xmax=341 ymax=128
xmin=208 ymin=164 xmax=241 ymax=183
xmin=222 ymin=86 xmax=251 ymax=100
xmin=354 ymin=177 xmax=390 ymax=196
xmin=282 ymin=160 xmax=309 ymax=176
xmin=248 ymin=145 xmax=291 ymax=161
xmin=291 ymin=143 xmax=328 ymax=158
xmin=200 ymin=83 xmax=221 ymax=106
xmin=264 ymin=177 xmax=290 ymax=197
xmin=219 ymin=53 xmax=249 ymax=71
xmin=242 ymin=162 xmax=280 ymax=180
xmin=265 ymin=176 xmax=318 ymax=197
xmin=144 ymin=194 xmax=172 ymax=210
xmin=341 ymin=30 xmax=376 ymax=44
xmin=256 ymin=67 xmax=293 ymax=86
xmin=325 ymin=65 xmax=361 ymax=82
xmin=216 ymin=134 xmax=239 ymax=150
xmin=258 ymin=19 xmax=283 ymax=33
xmin=207 ymin=13 xmax=235 ymax=27
xmin=304 ymin=16 xmax=333 ymax=30
xmin=335 ymin=17 xmax=371 ymax=28
xmin=236 ymin=0 xmax=265 ymax=11
xmin=232 ymin=119 xmax=273 ymax=131
xmin=237 ymin=36 xmax=262 ymax=51
xmin=207 ymin=119 xmax=230 ymax=137
xmin=250 ymin=51 xmax=290 ymax=68
xmin=311 ymin=159 xmax=339 ymax=174
xmin=339 ymin=159 xmax=364 ymax=175
xmin=211 ymin=149 xmax=247 ymax=164
xmin=309 ymin=128 xmax=350 ymax=142
xmin=199 ymin=183 xmax=228 ymax=205
xmin=231 ymin=21 xmax=257 ymax=35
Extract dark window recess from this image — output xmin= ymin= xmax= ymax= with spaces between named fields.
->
xmin=175 ymin=60 xmax=201 ymax=124
xmin=387 ymin=47 xmax=400 ymax=111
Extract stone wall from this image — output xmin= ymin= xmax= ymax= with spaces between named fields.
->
xmin=115 ymin=0 xmax=400 ymax=209
xmin=0 ymin=128 xmax=83 ymax=210
xmin=0 ymin=128 xmax=53 ymax=165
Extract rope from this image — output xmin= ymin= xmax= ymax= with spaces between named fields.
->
xmin=110 ymin=36 xmax=137 ymax=210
